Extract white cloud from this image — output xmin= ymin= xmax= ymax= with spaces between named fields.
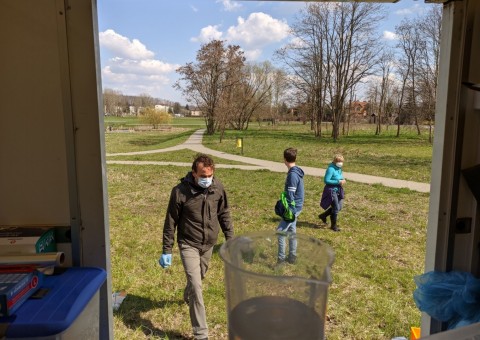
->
xmin=190 ymin=5 xmax=199 ymax=12
xmin=189 ymin=12 xmax=290 ymax=61
xmin=102 ymin=62 xmax=175 ymax=99
xmin=383 ymin=31 xmax=398 ymax=41
xmin=191 ymin=25 xmax=223 ymax=43
xmin=99 ymin=30 xmax=181 ymax=100
xmin=107 ymin=58 xmax=179 ymax=76
xmin=216 ymin=0 xmax=242 ymax=12
xmin=227 ymin=12 xmax=290 ymax=47
xmin=289 ymin=37 xmax=307 ymax=48
xmin=243 ymin=49 xmax=262 ymax=61
xmin=99 ymin=29 xmax=154 ymax=60
xmin=395 ymin=4 xmax=425 ymax=16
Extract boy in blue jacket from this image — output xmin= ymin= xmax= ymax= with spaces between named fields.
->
xmin=277 ymin=147 xmax=304 ymax=264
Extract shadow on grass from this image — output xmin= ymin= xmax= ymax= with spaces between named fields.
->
xmin=115 ymin=294 xmax=189 ymax=340
xmin=297 ymin=220 xmax=328 ymax=230
xmin=266 ymin=217 xmax=327 ymax=230
xmin=128 ymin=130 xmax=194 ymax=147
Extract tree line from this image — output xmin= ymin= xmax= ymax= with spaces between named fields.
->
xmin=102 ymin=3 xmax=441 ymax=141
xmin=176 ymin=2 xmax=442 ymax=141
xmin=102 ymin=89 xmax=190 ymax=117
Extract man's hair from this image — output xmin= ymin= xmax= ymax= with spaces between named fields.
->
xmin=284 ymin=148 xmax=297 ymax=163
xmin=192 ymin=153 xmax=215 ymax=172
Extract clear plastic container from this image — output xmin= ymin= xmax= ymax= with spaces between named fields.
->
xmin=220 ymin=231 xmax=335 ymax=340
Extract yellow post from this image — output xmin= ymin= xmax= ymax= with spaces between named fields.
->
xmin=236 ymin=137 xmax=243 ymax=154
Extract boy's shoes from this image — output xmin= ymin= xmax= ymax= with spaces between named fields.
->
xmin=287 ymin=255 xmax=297 ymax=264
xmin=278 ymin=256 xmax=296 ymax=264
xmin=331 ymin=225 xmax=341 ymax=232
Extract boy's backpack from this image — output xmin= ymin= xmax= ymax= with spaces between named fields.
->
xmin=274 ymin=191 xmax=295 ymax=222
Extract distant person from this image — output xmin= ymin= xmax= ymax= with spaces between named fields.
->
xmin=277 ymin=147 xmax=305 ymax=264
xmin=159 ymin=153 xmax=234 ymax=340
xmin=319 ymin=154 xmax=346 ymax=232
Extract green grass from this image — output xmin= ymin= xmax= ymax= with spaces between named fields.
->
xmin=105 ymin=129 xmax=197 ymax=154
xmin=105 ymin=125 xmax=431 ymax=339
xmin=107 ymin=150 xmax=246 ymax=165
xmin=109 ymin=164 xmax=428 ymax=340
xmin=105 ymin=124 xmax=432 ymax=182
xmin=104 ymin=116 xmax=206 ymax=129
xmin=202 ymin=123 xmax=433 ymax=182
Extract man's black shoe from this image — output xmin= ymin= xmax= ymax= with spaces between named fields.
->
xmin=318 ymin=213 xmax=327 ymax=224
xmin=331 ymin=225 xmax=341 ymax=232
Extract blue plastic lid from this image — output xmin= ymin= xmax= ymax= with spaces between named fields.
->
xmin=2 ymin=267 xmax=106 ymax=338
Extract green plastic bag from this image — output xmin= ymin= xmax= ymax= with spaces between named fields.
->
xmin=274 ymin=191 xmax=295 ymax=222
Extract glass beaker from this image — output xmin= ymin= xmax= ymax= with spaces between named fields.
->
xmin=219 ymin=231 xmax=335 ymax=340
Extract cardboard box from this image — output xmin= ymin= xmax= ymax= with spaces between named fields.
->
xmin=0 ymin=269 xmax=43 ymax=317
xmin=0 ymin=227 xmax=56 ymax=255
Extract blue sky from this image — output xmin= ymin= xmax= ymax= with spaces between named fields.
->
xmin=97 ymin=0 xmax=431 ymax=105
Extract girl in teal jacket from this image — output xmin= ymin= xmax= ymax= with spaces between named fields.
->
xmin=319 ymin=154 xmax=346 ymax=232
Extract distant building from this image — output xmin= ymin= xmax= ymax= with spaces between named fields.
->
xmin=190 ymin=109 xmax=202 ymax=117
xmin=155 ymin=104 xmax=169 ymax=112
xmin=136 ymin=106 xmax=145 ymax=115
xmin=350 ymin=101 xmax=368 ymax=118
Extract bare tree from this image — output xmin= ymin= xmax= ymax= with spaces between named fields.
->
xmin=172 ymin=102 xmax=181 ymax=115
xmin=138 ymin=93 xmax=155 ymax=109
xmin=277 ymin=2 xmax=385 ymax=141
xmin=276 ymin=3 xmax=331 ymax=137
xmin=375 ymin=49 xmax=395 ymax=135
xmin=392 ymin=52 xmax=409 ymax=136
xmin=417 ymin=5 xmax=442 ymax=142
xmin=103 ymin=88 xmax=124 ymax=116
xmin=395 ymin=18 xmax=424 ymax=135
xmin=174 ymin=40 xmax=245 ymax=135
xmin=269 ymin=68 xmax=290 ymax=125
xmin=226 ymin=61 xmax=274 ymax=131
xmin=326 ymin=3 xmax=386 ymax=141
xmin=215 ymin=47 xmax=246 ymax=141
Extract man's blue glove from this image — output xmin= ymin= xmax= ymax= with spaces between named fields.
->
xmin=159 ymin=254 xmax=172 ymax=268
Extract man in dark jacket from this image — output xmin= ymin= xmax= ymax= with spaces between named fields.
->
xmin=159 ymin=154 xmax=234 ymax=340
xmin=277 ymin=147 xmax=304 ymax=264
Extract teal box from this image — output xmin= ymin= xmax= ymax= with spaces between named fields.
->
xmin=0 ymin=227 xmax=57 ymax=255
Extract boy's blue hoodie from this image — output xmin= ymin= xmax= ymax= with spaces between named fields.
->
xmin=284 ymin=165 xmax=305 ymax=214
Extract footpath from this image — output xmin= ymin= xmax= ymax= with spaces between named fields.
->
xmin=106 ymin=129 xmax=430 ymax=193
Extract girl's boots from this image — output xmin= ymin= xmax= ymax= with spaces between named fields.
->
xmin=318 ymin=208 xmax=332 ymax=224
xmin=330 ymin=214 xmax=340 ymax=232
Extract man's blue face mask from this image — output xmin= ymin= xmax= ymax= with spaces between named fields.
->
xmin=198 ymin=177 xmax=213 ymax=188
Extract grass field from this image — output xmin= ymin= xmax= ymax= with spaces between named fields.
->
xmin=104 ymin=116 xmax=206 ymax=129
xmin=105 ymin=123 xmax=431 ymax=340
xmin=105 ymin=129 xmax=197 ymax=154
xmin=105 ymin=119 xmax=433 ymax=182
xmin=202 ymin=123 xmax=433 ymax=182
